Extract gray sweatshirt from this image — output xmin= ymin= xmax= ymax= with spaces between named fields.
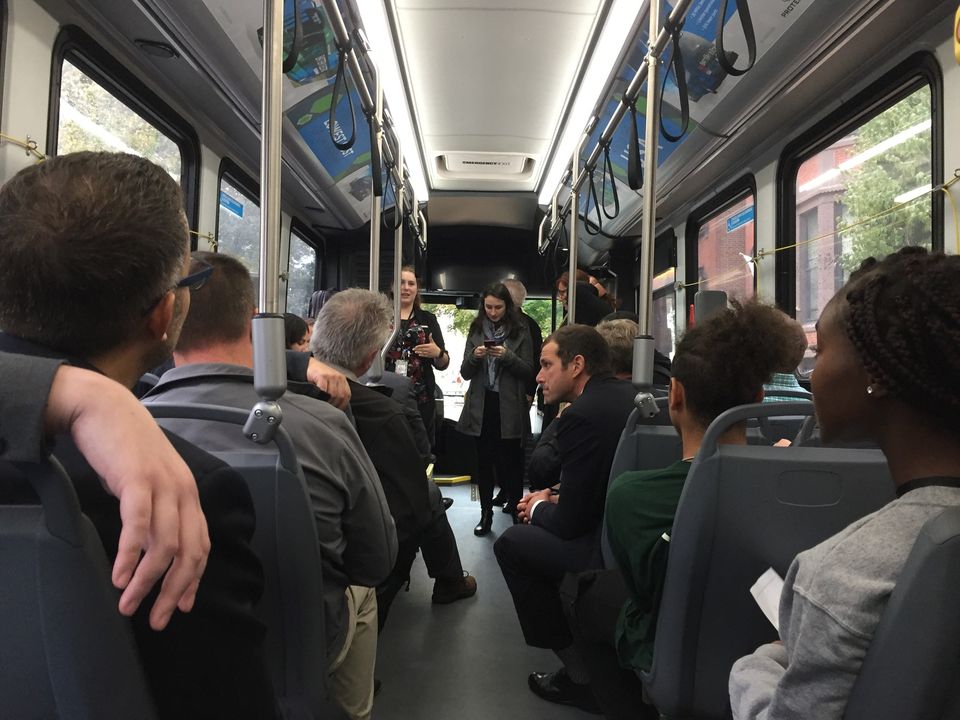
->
xmin=729 ymin=485 xmax=960 ymax=720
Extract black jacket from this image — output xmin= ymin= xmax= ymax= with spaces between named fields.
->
xmin=531 ymin=374 xmax=636 ymax=541
xmin=0 ymin=334 xmax=276 ymax=720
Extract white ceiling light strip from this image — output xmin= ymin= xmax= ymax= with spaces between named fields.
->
xmin=538 ymin=0 xmax=646 ymax=205
xmin=355 ymin=0 xmax=429 ymax=201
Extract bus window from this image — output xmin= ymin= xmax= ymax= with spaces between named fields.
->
xmin=652 ymin=268 xmax=677 ymax=359
xmin=792 ymin=85 xmax=933 ymax=334
xmin=693 ymin=190 xmax=756 ymax=302
xmin=56 ymin=58 xmax=182 ymax=179
xmin=217 ymin=172 xmax=261 ymax=277
xmin=286 ymin=227 xmax=319 ymax=316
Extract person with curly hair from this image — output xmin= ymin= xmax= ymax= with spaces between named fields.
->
xmin=729 ymin=247 xmax=960 ymax=719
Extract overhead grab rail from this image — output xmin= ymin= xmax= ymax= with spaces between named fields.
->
xmin=542 ymin=0 xmax=697 ymax=246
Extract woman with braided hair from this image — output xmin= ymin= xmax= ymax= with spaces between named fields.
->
xmin=729 ymin=246 xmax=960 ymax=720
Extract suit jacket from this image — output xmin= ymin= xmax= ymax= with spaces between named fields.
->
xmin=532 ymin=374 xmax=636 ymax=541
xmin=143 ymin=362 xmax=397 ymax=658
xmin=0 ymin=334 xmax=277 ymax=720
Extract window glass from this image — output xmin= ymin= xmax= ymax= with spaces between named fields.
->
xmin=217 ymin=177 xmax=261 ymax=278
xmin=793 ymin=84 xmax=932 ymax=363
xmin=57 ymin=58 xmax=181 ymax=179
xmin=695 ymin=192 xmax=756 ymax=301
xmin=651 ymin=268 xmax=677 ymax=359
xmin=286 ymin=229 xmax=318 ymax=317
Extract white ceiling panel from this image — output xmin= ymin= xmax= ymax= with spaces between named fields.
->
xmin=394 ymin=1 xmax=604 ymax=192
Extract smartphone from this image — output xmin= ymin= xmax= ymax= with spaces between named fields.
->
xmin=483 ymin=340 xmax=501 ymax=348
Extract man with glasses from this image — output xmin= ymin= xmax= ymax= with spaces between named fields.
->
xmin=0 ymin=152 xmax=277 ymax=719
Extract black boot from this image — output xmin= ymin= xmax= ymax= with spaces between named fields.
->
xmin=474 ymin=508 xmax=493 ymax=536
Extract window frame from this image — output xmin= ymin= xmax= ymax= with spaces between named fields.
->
xmin=214 ymin=156 xmax=260 ymax=258
xmin=47 ymin=26 xmax=201 ymax=231
xmin=775 ymin=52 xmax=944 ymax=315
xmin=684 ymin=174 xmax=758 ymax=311
xmin=286 ymin=218 xmax=323 ymax=313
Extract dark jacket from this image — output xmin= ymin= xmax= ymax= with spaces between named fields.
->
xmin=385 ymin=307 xmax=446 ymax=404
xmin=0 ymin=334 xmax=277 ymax=720
xmin=359 ymin=370 xmax=432 ymax=466
xmin=521 ymin=310 xmax=544 ymax=396
xmin=531 ymin=374 xmax=636 ymax=541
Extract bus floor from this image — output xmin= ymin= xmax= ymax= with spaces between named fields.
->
xmin=375 ymin=482 xmax=598 ymax=719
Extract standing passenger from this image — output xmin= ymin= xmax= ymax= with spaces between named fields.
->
xmin=458 ymin=282 xmax=535 ymax=535
xmin=729 ymin=247 xmax=960 ymax=719
xmin=386 ymin=266 xmax=450 ymax=449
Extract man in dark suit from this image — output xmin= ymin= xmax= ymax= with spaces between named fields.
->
xmin=494 ymin=324 xmax=636 ymax=712
xmin=0 ymin=152 xmax=276 ymax=719
xmin=311 ymin=289 xmax=476 ymax=625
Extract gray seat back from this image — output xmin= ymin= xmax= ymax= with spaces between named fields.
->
xmin=147 ymin=403 xmax=333 ymax=720
xmin=642 ymin=402 xmax=895 ymax=719
xmin=601 ymin=399 xmax=683 ymax=569
xmin=844 ymin=506 xmax=960 ymax=720
xmin=0 ymin=457 xmax=156 ymax=719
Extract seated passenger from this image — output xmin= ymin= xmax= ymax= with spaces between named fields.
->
xmin=358 ymin=366 xmax=433 ymax=466
xmin=0 ymin=152 xmax=277 ymax=719
xmin=494 ymin=325 xmax=636 ymax=713
xmin=310 ymin=289 xmax=476 ymax=622
xmin=763 ymin=313 xmax=812 ymax=403
xmin=284 ymin=312 xmax=310 ymax=351
xmin=143 ymin=253 xmax=397 ymax=720
xmin=582 ymin=300 xmax=797 ymax=719
xmin=600 ymin=311 xmax=673 ymax=386
xmin=729 ymin=248 xmax=960 ymax=719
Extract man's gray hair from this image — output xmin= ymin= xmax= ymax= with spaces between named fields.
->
xmin=311 ymin=288 xmax=393 ymax=371
xmin=501 ymin=278 xmax=527 ymax=306
xmin=596 ymin=318 xmax=639 ymax=376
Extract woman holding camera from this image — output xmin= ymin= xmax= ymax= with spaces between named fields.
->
xmin=458 ymin=282 xmax=535 ymax=536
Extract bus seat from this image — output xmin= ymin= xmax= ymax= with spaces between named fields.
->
xmin=844 ymin=507 xmax=960 ymax=720
xmin=641 ymin=402 xmax=895 ymax=720
xmin=0 ymin=457 xmax=157 ymax=719
xmin=146 ymin=403 xmax=341 ymax=720
xmin=601 ymin=399 xmax=683 ymax=569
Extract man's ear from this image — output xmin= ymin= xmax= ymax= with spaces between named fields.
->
xmin=570 ymin=354 xmax=586 ymax=378
xmin=755 ymin=387 xmax=765 ymax=403
xmin=358 ymin=347 xmax=379 ymax=376
xmin=669 ymin=377 xmax=685 ymax=414
xmin=145 ymin=290 xmax=176 ymax=342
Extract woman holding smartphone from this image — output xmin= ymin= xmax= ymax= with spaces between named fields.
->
xmin=458 ymin=282 xmax=535 ymax=536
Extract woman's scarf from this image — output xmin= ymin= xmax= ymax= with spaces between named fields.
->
xmin=482 ymin=317 xmax=507 ymax=391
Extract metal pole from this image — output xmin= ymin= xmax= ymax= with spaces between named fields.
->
xmin=566 ymin=132 xmax=589 ymax=325
xmin=633 ymin=0 xmax=663 ymax=417
xmin=369 ymin=61 xmax=383 ymax=291
xmin=418 ymin=207 xmax=428 ymax=250
xmin=245 ymin=0 xmax=287 ymax=444
xmin=537 ymin=213 xmax=549 ymax=254
xmin=378 ymin=143 xmax=404 ymax=372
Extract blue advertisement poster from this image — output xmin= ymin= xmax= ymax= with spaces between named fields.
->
xmin=289 ymin=85 xmax=372 ymax=184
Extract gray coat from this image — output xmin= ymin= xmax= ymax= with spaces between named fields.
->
xmin=457 ymin=326 xmax=535 ymax=440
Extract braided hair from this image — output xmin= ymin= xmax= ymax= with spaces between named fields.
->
xmin=672 ymin=299 xmax=800 ymax=427
xmin=842 ymin=246 xmax=960 ymax=433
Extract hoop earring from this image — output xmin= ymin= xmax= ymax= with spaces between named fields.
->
xmin=866 ymin=385 xmax=874 ymax=395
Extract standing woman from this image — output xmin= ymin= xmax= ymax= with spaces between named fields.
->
xmin=729 ymin=247 xmax=960 ymax=719
xmin=386 ymin=266 xmax=450 ymax=448
xmin=458 ymin=282 xmax=535 ymax=536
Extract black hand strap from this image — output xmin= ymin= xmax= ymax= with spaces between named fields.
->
xmin=281 ymin=0 xmax=303 ymax=74
xmin=585 ymin=167 xmax=602 ymax=236
xmin=660 ymin=15 xmax=690 ymax=143
xmin=627 ymin=103 xmax=643 ymax=190
xmin=716 ymin=0 xmax=757 ymax=77
xmin=601 ymin=143 xmax=621 ymax=220
xmin=329 ymin=41 xmax=357 ymax=151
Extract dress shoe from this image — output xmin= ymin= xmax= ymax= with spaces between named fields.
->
xmin=491 ymin=489 xmax=507 ymax=506
xmin=431 ymin=572 xmax=478 ymax=604
xmin=527 ymin=668 xmax=602 ymax=714
xmin=500 ymin=498 xmax=515 ymax=514
xmin=441 ymin=496 xmax=454 ymax=510
xmin=474 ymin=508 xmax=493 ymax=536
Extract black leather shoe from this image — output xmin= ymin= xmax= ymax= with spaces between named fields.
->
xmin=441 ymin=496 xmax=454 ymax=510
xmin=500 ymin=498 xmax=514 ymax=514
xmin=491 ymin=490 xmax=507 ymax=506
xmin=474 ymin=508 xmax=493 ymax=536
xmin=527 ymin=668 xmax=602 ymax=714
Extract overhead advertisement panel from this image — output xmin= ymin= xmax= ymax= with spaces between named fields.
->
xmin=578 ymin=0 xmax=813 ymax=219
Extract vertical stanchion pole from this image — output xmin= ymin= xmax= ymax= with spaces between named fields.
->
xmin=566 ymin=132 xmax=589 ymax=325
xmin=369 ymin=62 xmax=383 ymax=291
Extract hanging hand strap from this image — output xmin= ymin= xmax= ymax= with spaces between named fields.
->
xmin=660 ymin=15 xmax=690 ymax=143
xmin=601 ymin=143 xmax=621 ymax=219
xmin=329 ymin=40 xmax=357 ymax=151
xmin=281 ymin=0 xmax=303 ymax=74
xmin=627 ymin=103 xmax=643 ymax=190
xmin=716 ymin=0 xmax=757 ymax=77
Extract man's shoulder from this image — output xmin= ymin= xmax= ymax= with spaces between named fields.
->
xmin=569 ymin=376 xmax=635 ymax=418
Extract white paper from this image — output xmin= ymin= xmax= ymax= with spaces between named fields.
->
xmin=750 ymin=568 xmax=785 ymax=634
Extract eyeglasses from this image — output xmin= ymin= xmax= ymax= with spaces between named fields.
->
xmin=141 ymin=260 xmax=213 ymax=316
xmin=178 ymin=261 xmax=214 ymax=291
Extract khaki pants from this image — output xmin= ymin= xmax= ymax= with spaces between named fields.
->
xmin=329 ymin=586 xmax=378 ymax=720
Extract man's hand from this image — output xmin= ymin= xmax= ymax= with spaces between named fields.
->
xmin=516 ymin=488 xmax=553 ymax=524
xmin=306 ymin=357 xmax=351 ymax=410
xmin=46 ymin=366 xmax=210 ymax=631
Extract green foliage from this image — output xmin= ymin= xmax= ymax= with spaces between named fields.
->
xmin=839 ymin=86 xmax=932 ymax=271
xmin=522 ymin=299 xmax=555 ymax=339
xmin=423 ymin=303 xmax=476 ymax=337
